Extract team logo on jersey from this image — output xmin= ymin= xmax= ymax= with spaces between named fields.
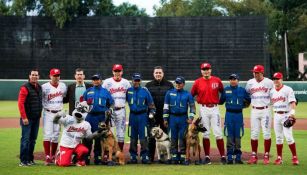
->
xmin=48 ymin=91 xmax=63 ymax=101
xmin=250 ymin=86 xmax=269 ymax=94
xmin=271 ymin=96 xmax=286 ymax=104
xmin=212 ymin=83 xmax=219 ymax=89
xmin=67 ymin=126 xmax=86 ymax=132
xmin=109 ymin=87 xmax=127 ymax=94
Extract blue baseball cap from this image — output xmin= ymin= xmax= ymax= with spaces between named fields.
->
xmin=229 ymin=73 xmax=239 ymax=80
xmin=132 ymin=73 xmax=142 ymax=80
xmin=175 ymin=76 xmax=185 ymax=84
xmin=91 ymin=73 xmax=101 ymax=80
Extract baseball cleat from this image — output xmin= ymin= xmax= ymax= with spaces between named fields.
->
xmin=76 ymin=161 xmax=86 ymax=167
xmin=247 ymin=155 xmax=258 ymax=164
xmin=263 ymin=155 xmax=270 ymax=165
xmin=19 ymin=162 xmax=28 ymax=167
xmin=221 ymin=156 xmax=227 ymax=165
xmin=292 ymin=156 xmax=299 ymax=165
xmin=45 ymin=156 xmax=52 ymax=166
xmin=203 ymin=156 xmax=212 ymax=165
xmin=274 ymin=157 xmax=282 ymax=165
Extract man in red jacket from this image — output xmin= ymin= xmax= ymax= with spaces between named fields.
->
xmin=191 ymin=63 xmax=226 ymax=165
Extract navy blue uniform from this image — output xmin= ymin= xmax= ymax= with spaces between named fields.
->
xmin=82 ymin=85 xmax=114 ymax=164
xmin=220 ymin=85 xmax=250 ymax=162
xmin=163 ymin=88 xmax=195 ymax=162
xmin=126 ymin=86 xmax=155 ymax=161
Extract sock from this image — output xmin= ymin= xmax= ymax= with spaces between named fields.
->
xmin=203 ymin=138 xmax=210 ymax=156
xmin=264 ymin=139 xmax=271 ymax=155
xmin=43 ymin=141 xmax=51 ymax=157
xmin=216 ymin=139 xmax=225 ymax=157
xmin=118 ymin=142 xmax=124 ymax=151
xmin=276 ymin=144 xmax=283 ymax=158
xmin=251 ymin=139 xmax=258 ymax=155
xmin=288 ymin=143 xmax=297 ymax=157
xmin=51 ymin=142 xmax=58 ymax=157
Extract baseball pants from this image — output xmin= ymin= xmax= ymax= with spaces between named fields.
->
xmin=111 ymin=108 xmax=126 ymax=143
xmin=274 ymin=113 xmax=294 ymax=144
xmin=200 ymin=106 xmax=223 ymax=139
xmin=250 ymin=108 xmax=272 ymax=140
xmin=43 ymin=110 xmax=60 ymax=142
xmin=56 ymin=144 xmax=88 ymax=166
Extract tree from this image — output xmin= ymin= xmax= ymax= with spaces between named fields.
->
xmin=115 ymin=2 xmax=147 ymax=16
xmin=0 ymin=0 xmax=10 ymax=15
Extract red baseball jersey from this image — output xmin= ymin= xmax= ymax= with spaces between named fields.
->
xmin=191 ymin=76 xmax=224 ymax=104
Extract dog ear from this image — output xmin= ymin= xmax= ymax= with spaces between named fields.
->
xmin=194 ymin=117 xmax=201 ymax=125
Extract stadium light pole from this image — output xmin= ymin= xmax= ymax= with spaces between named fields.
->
xmin=284 ymin=31 xmax=289 ymax=80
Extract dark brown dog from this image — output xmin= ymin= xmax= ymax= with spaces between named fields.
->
xmin=185 ymin=117 xmax=206 ymax=164
xmin=98 ymin=122 xmax=125 ymax=165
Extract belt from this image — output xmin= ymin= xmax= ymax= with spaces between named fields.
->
xmin=275 ymin=111 xmax=288 ymax=114
xmin=45 ymin=109 xmax=61 ymax=113
xmin=114 ymin=107 xmax=125 ymax=111
xmin=201 ymin=104 xmax=217 ymax=108
xmin=226 ymin=109 xmax=242 ymax=113
xmin=131 ymin=110 xmax=147 ymax=114
xmin=252 ymin=106 xmax=268 ymax=110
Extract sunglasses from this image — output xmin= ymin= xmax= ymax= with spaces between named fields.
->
xmin=114 ymin=70 xmax=122 ymax=72
xmin=201 ymin=68 xmax=210 ymax=71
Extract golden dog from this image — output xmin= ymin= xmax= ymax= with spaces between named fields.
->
xmin=98 ymin=122 xmax=125 ymax=165
xmin=185 ymin=117 xmax=206 ymax=165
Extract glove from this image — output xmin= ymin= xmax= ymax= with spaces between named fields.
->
xmin=87 ymin=98 xmax=93 ymax=105
xmin=53 ymin=110 xmax=66 ymax=123
xmin=283 ymin=116 xmax=296 ymax=128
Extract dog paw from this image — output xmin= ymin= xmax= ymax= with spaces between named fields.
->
xmin=107 ymin=161 xmax=116 ymax=166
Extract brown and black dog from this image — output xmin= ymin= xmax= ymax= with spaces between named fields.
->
xmin=98 ymin=122 xmax=125 ymax=165
xmin=185 ymin=117 xmax=207 ymax=165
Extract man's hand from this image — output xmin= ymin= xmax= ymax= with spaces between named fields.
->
xmin=106 ymin=108 xmax=113 ymax=116
xmin=22 ymin=118 xmax=29 ymax=125
xmin=164 ymin=120 xmax=168 ymax=128
xmin=149 ymin=113 xmax=154 ymax=119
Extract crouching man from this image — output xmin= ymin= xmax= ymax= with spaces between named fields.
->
xmin=53 ymin=101 xmax=100 ymax=167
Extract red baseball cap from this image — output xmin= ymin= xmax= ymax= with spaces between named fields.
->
xmin=252 ymin=65 xmax=264 ymax=73
xmin=112 ymin=64 xmax=123 ymax=71
xmin=200 ymin=63 xmax=211 ymax=69
xmin=50 ymin=68 xmax=61 ymax=76
xmin=273 ymin=72 xmax=283 ymax=79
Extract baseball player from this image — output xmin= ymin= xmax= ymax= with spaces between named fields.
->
xmin=220 ymin=74 xmax=251 ymax=164
xmin=42 ymin=68 xmax=67 ymax=165
xmin=163 ymin=76 xmax=195 ymax=165
xmin=53 ymin=102 xmax=93 ymax=167
xmin=191 ymin=62 xmax=226 ymax=164
xmin=102 ymin=64 xmax=131 ymax=151
xmin=270 ymin=72 xmax=299 ymax=165
xmin=82 ymin=73 xmax=114 ymax=165
xmin=245 ymin=65 xmax=273 ymax=165
xmin=126 ymin=73 xmax=156 ymax=164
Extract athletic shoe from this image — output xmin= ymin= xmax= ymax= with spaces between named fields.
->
xmin=19 ymin=162 xmax=28 ymax=167
xmin=27 ymin=161 xmax=36 ymax=166
xmin=221 ymin=156 xmax=227 ymax=165
xmin=235 ymin=159 xmax=244 ymax=164
xmin=45 ymin=156 xmax=52 ymax=166
xmin=247 ymin=155 xmax=258 ymax=164
xmin=203 ymin=156 xmax=212 ymax=165
xmin=292 ymin=156 xmax=299 ymax=165
xmin=274 ymin=157 xmax=282 ymax=165
xmin=263 ymin=154 xmax=270 ymax=165
xmin=127 ymin=157 xmax=138 ymax=164
xmin=76 ymin=161 xmax=86 ymax=167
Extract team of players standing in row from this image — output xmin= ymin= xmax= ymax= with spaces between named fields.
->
xmin=18 ymin=63 xmax=299 ymax=167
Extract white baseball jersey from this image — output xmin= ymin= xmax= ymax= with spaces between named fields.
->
xmin=102 ymin=78 xmax=131 ymax=107
xmin=58 ymin=115 xmax=92 ymax=148
xmin=42 ymin=82 xmax=67 ymax=110
xmin=245 ymin=77 xmax=273 ymax=107
xmin=270 ymin=85 xmax=296 ymax=112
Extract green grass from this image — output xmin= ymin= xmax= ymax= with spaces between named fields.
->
xmin=1 ymin=101 xmax=306 ymax=119
xmin=0 ymin=128 xmax=306 ymax=175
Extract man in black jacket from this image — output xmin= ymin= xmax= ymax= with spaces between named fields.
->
xmin=64 ymin=68 xmax=91 ymax=115
xmin=18 ymin=69 xmax=42 ymax=166
xmin=145 ymin=66 xmax=174 ymax=162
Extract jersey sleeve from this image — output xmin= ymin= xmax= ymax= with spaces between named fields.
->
xmin=245 ymin=81 xmax=251 ymax=93
xmin=84 ymin=123 xmax=92 ymax=137
xmin=163 ymin=91 xmax=170 ymax=120
xmin=18 ymin=86 xmax=29 ymax=120
xmin=218 ymin=79 xmax=224 ymax=93
xmin=190 ymin=80 xmax=198 ymax=97
xmin=288 ymin=88 xmax=296 ymax=103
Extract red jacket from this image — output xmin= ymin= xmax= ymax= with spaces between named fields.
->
xmin=191 ymin=76 xmax=224 ymax=104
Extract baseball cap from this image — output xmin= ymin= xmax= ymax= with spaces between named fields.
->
xmin=112 ymin=64 xmax=123 ymax=71
xmin=175 ymin=76 xmax=185 ymax=84
xmin=273 ymin=72 xmax=283 ymax=79
xmin=252 ymin=65 xmax=264 ymax=73
xmin=132 ymin=73 xmax=142 ymax=80
xmin=50 ymin=68 xmax=61 ymax=76
xmin=229 ymin=73 xmax=239 ymax=80
xmin=200 ymin=63 xmax=211 ymax=69
xmin=91 ymin=73 xmax=101 ymax=80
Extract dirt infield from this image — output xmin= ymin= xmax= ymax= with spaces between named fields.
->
xmin=2 ymin=118 xmax=306 ymax=130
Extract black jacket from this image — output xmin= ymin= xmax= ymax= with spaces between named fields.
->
xmin=63 ymin=82 xmax=92 ymax=115
xmin=145 ymin=78 xmax=174 ymax=118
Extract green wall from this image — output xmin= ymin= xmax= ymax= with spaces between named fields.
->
xmin=1 ymin=80 xmax=307 ymax=102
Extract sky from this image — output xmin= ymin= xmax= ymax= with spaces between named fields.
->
xmin=113 ymin=0 xmax=161 ymax=16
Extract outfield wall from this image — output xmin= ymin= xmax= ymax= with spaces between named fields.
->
xmin=1 ymin=80 xmax=307 ymax=102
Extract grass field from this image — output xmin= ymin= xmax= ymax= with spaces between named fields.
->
xmin=0 ymin=101 xmax=306 ymax=119
xmin=1 ymin=100 xmax=306 ymax=175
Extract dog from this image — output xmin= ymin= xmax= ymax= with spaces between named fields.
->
xmin=185 ymin=117 xmax=207 ymax=165
xmin=151 ymin=127 xmax=171 ymax=163
xmin=98 ymin=122 xmax=125 ymax=165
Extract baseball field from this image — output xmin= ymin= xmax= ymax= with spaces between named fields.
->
xmin=0 ymin=101 xmax=306 ymax=175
